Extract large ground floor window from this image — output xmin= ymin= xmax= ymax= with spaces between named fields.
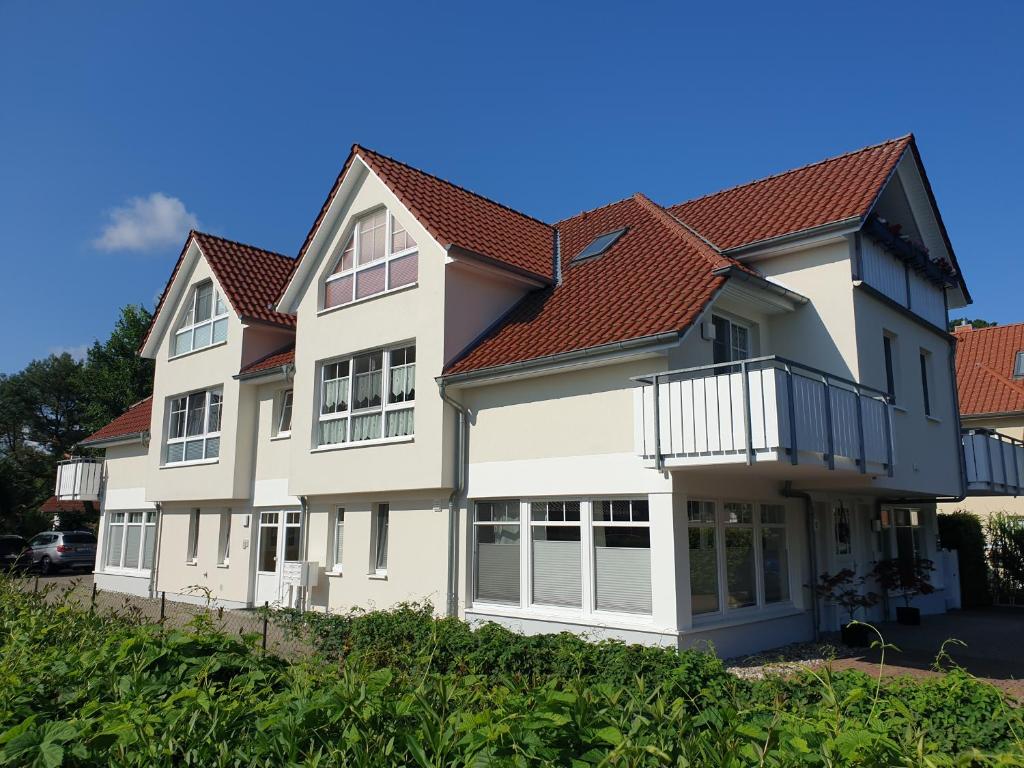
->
xmin=687 ymin=499 xmax=791 ymax=618
xmin=106 ymin=511 xmax=157 ymax=572
xmin=472 ymin=498 xmax=653 ymax=616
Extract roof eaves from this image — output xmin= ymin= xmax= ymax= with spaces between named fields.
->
xmin=79 ymin=431 xmax=149 ymax=448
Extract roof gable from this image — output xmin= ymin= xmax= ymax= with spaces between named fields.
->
xmin=955 ymin=324 xmax=1024 ymax=417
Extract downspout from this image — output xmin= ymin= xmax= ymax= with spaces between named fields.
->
xmin=299 ymin=495 xmax=309 ymax=611
xmin=781 ymin=482 xmax=819 ymax=641
xmin=149 ymin=502 xmax=163 ymax=599
xmin=438 ymin=381 xmax=468 ymax=618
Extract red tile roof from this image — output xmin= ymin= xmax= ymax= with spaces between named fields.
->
xmin=81 ymin=397 xmax=153 ymax=445
xmin=954 ymin=324 xmax=1024 ymax=417
xmin=445 ymin=194 xmax=737 ymax=375
xmin=294 ymin=145 xmax=554 ymax=284
xmin=41 ymin=496 xmax=97 ymax=514
xmin=669 ymin=136 xmax=912 ymax=251
xmin=140 ymin=231 xmax=296 ymax=352
xmin=239 ymin=344 xmax=296 ymax=376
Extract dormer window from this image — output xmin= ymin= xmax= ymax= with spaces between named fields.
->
xmin=324 ymin=210 xmax=418 ymax=309
xmin=1015 ymin=351 xmax=1024 ymax=379
xmin=172 ymin=281 xmax=229 ymax=357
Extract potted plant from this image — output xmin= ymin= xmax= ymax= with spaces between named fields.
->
xmin=814 ymin=569 xmax=879 ymax=646
xmin=872 ymin=557 xmax=935 ymax=625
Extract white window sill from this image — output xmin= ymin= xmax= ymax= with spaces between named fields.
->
xmin=270 ymin=433 xmax=291 ymax=441
xmin=168 ymin=339 xmax=228 ymax=362
xmin=185 ymin=560 xmax=198 ymax=567
xmin=327 ymin=569 xmax=344 ymax=578
xmin=467 ymin=603 xmax=664 ymax=634
xmin=101 ymin=567 xmax=152 ymax=578
xmin=317 ymin=282 xmax=418 ymax=316
xmin=368 ymin=572 xmax=388 ymax=581
xmin=216 ymin=563 xmax=230 ymax=569
xmin=161 ymin=458 xmax=219 ymax=469
xmin=310 ymin=435 xmax=414 ymax=453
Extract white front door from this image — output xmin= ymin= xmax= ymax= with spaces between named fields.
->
xmin=254 ymin=510 xmax=302 ymax=607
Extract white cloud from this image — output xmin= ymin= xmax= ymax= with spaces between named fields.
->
xmin=94 ymin=192 xmax=199 ymax=252
xmin=49 ymin=344 xmax=89 ymax=361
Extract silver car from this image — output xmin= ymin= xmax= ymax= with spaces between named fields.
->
xmin=26 ymin=530 xmax=96 ymax=574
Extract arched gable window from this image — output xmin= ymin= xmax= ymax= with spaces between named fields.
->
xmin=324 ymin=210 xmax=418 ymax=309
xmin=172 ymin=280 xmax=229 ymax=357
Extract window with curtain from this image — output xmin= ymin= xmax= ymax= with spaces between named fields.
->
xmin=592 ymin=499 xmax=651 ymax=614
xmin=760 ymin=505 xmax=789 ymax=603
xmin=166 ymin=389 xmax=222 ymax=464
xmin=530 ymin=501 xmax=582 ymax=608
xmin=687 ymin=500 xmax=719 ymax=615
xmin=324 ymin=210 xmax=419 ymax=309
xmin=474 ymin=500 xmax=521 ymax=605
xmin=172 ymin=280 xmax=229 ymax=356
xmin=332 ymin=508 xmax=345 ymax=571
xmin=318 ymin=344 xmax=415 ymax=446
xmin=105 ymin=511 xmax=157 ymax=572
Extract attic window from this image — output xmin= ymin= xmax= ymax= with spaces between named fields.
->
xmin=573 ymin=228 xmax=627 ymax=263
xmin=172 ymin=281 xmax=228 ymax=357
xmin=1014 ymin=351 xmax=1024 ymax=379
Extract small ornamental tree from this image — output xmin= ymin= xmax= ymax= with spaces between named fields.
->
xmin=815 ymin=569 xmax=879 ymax=624
xmin=873 ymin=558 xmax=935 ymax=608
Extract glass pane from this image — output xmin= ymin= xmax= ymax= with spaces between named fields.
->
xmin=173 ymin=330 xmax=192 ymax=356
xmin=193 ymin=322 xmax=212 ymax=349
xmin=375 ymin=507 xmax=389 ymax=570
xmin=333 ymin=512 xmax=344 ymax=567
xmin=712 ymin=316 xmax=730 ymax=364
xmin=353 ymin=353 xmax=383 ymax=409
xmin=390 ymin=214 xmax=417 ymax=253
xmin=258 ymin=525 xmax=278 ymax=572
xmin=725 ymin=528 xmax=756 ymax=608
xmin=283 ymin=524 xmax=300 ymax=561
xmin=208 ymin=393 xmax=222 ymax=432
xmin=195 ymin=283 xmax=213 ymax=322
xmin=358 ymin=211 xmax=386 ymax=265
xmin=761 ymin=504 xmax=786 ymax=525
xmin=324 ymin=274 xmax=354 ymax=308
xmin=612 ymin=500 xmax=630 ymax=522
xmin=106 ymin=525 xmax=123 ymax=567
xmin=211 ymin=318 xmax=228 ymax=344
xmin=476 ymin=500 xmax=519 ymax=523
xmin=166 ymin=442 xmax=184 ymax=463
xmin=214 ymin=291 xmax=227 ymax=316
xmin=142 ymin=527 xmax=156 ymax=569
xmin=687 ymin=500 xmax=715 ymax=524
xmin=762 ymin=527 xmax=789 ymax=603
xmin=355 ymin=262 xmax=386 ymax=299
xmin=318 ymin=418 xmax=348 ymax=446
xmin=594 ymin=526 xmax=651 ymax=548
xmin=322 ymin=375 xmax=350 ymax=415
xmin=688 ymin=527 xmax=719 ymax=614
xmin=124 ymin=525 xmax=142 ymax=568
xmin=731 ymin=324 xmax=749 ymax=359
xmin=351 ymin=412 xmax=382 ymax=441
xmin=279 ymin=391 xmax=293 ymax=432
xmin=186 ymin=393 xmax=207 ymax=436
xmin=184 ymin=440 xmax=205 ymax=462
xmin=595 ymin=531 xmax=651 ymax=613
xmin=385 ymin=408 xmax=414 ymax=437
xmin=475 ymin=524 xmax=520 ymax=604
xmin=724 ymin=502 xmax=753 ymax=525
xmin=204 ymin=436 xmax=220 ymax=459
xmin=389 ymin=252 xmax=418 ymax=288
xmin=334 ymin=236 xmax=355 ymax=273
xmin=169 ymin=400 xmax=186 ymax=439
xmin=531 ymin=526 xmax=581 ymax=607
xmin=632 ymin=500 xmax=649 ymax=522
xmin=389 ymin=362 xmax=415 ymax=403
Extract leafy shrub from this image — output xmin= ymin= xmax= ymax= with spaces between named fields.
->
xmin=939 ymin=510 xmax=992 ymax=607
xmin=0 ymin=579 xmax=1021 ymax=766
xmin=988 ymin=512 xmax=1024 ymax=604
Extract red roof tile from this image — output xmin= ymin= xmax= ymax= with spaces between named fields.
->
xmin=81 ymin=397 xmax=153 ymax=445
xmin=445 ymin=194 xmax=736 ymax=375
xmin=240 ymin=344 xmax=295 ymax=376
xmin=41 ymin=496 xmax=97 ymax=514
xmin=294 ymin=145 xmax=554 ymax=284
xmin=954 ymin=324 xmax=1024 ymax=417
xmin=669 ymin=136 xmax=912 ymax=251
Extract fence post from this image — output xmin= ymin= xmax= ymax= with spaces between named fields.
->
xmin=90 ymin=581 xmax=97 ymax=613
xmin=160 ymin=591 xmax=166 ymax=622
xmin=33 ymin=575 xmax=39 ymax=593
xmin=262 ymin=601 xmax=269 ymax=652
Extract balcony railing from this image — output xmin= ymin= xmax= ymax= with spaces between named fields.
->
xmin=634 ymin=356 xmax=893 ymax=474
xmin=963 ymin=429 xmax=1024 ymax=496
xmin=55 ymin=458 xmax=103 ymax=501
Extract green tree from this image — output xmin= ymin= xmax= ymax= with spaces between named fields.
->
xmin=18 ymin=354 xmax=88 ymax=459
xmin=80 ymin=304 xmax=154 ymax=435
xmin=949 ymin=317 xmax=996 ymax=331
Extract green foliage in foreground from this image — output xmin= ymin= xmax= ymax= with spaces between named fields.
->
xmin=0 ymin=583 xmax=1021 ymax=767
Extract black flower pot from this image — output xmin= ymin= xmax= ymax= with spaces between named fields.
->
xmin=896 ymin=606 xmax=921 ymax=625
xmin=841 ymin=622 xmax=872 ymax=647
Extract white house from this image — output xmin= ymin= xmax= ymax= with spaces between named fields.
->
xmin=63 ymin=135 xmax=1012 ymax=657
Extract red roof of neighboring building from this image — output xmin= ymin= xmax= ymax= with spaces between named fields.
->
xmin=445 ymin=194 xmax=738 ymax=375
xmin=954 ymin=324 xmax=1024 ymax=417
xmin=669 ymin=136 xmax=911 ymax=251
xmin=81 ymin=397 xmax=153 ymax=445
xmin=41 ymin=496 xmax=97 ymax=514
xmin=294 ymin=145 xmax=555 ymax=283
xmin=239 ymin=344 xmax=296 ymax=376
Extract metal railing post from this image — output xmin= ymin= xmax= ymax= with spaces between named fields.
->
xmin=984 ymin=431 xmax=995 ymax=487
xmin=740 ymin=361 xmax=753 ymax=465
xmin=262 ymin=601 xmax=269 ymax=652
xmin=999 ymin=435 xmax=1010 ymax=493
xmin=883 ymin=398 xmax=894 ymax=477
xmin=854 ymin=387 xmax=866 ymax=474
xmin=652 ymin=375 xmax=663 ymax=470
xmin=822 ymin=376 xmax=835 ymax=470
xmin=785 ymin=364 xmax=798 ymax=465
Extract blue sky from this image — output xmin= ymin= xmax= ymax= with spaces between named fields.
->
xmin=1 ymin=1 xmax=1021 ymax=373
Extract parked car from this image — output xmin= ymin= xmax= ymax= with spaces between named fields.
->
xmin=24 ymin=531 xmax=96 ymax=574
xmin=0 ymin=535 xmax=29 ymax=571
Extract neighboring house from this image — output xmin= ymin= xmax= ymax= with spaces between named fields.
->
xmin=62 ymin=134 xmax=1010 ymax=657
xmin=940 ymin=323 xmax=1024 ymax=519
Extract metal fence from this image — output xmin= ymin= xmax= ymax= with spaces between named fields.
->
xmin=15 ymin=576 xmax=313 ymax=659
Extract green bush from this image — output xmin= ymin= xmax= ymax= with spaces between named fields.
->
xmin=988 ymin=512 xmax=1024 ymax=603
xmin=0 ymin=579 xmax=1021 ymax=766
xmin=939 ymin=510 xmax=992 ymax=607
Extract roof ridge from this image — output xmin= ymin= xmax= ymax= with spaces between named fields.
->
xmin=958 ymin=321 xmax=1024 ymax=335
xmin=353 ymin=144 xmax=553 ymax=230
xmin=631 ymin=193 xmax=734 ymax=273
xmin=192 ymin=229 xmax=295 ymax=264
xmin=669 ymin=134 xmax=913 ymax=210
xmin=554 ymin=194 xmax=636 ymax=227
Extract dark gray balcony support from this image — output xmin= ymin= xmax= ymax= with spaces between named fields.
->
xmin=652 ymin=374 xmax=662 ymax=471
xmin=883 ymin=402 xmax=894 ymax=477
xmin=785 ymin=362 xmax=798 ymax=465
xmin=823 ymin=376 xmax=835 ymax=471
xmin=854 ymin=387 xmax=866 ymax=474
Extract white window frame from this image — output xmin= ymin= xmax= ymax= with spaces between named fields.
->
xmin=171 ymin=280 xmax=229 ymax=358
xmin=331 ymin=507 xmax=345 ymax=573
xmin=322 ymin=210 xmax=419 ymax=310
xmin=472 ymin=499 xmax=522 ymax=606
xmin=371 ymin=503 xmax=389 ymax=576
xmin=591 ymin=499 xmax=652 ymax=616
xmin=217 ymin=511 xmax=231 ymax=566
xmin=316 ymin=343 xmax=415 ymax=448
xmin=529 ymin=500 xmax=584 ymax=609
xmin=276 ymin=389 xmax=293 ymax=437
xmin=104 ymin=510 xmax=157 ymax=575
xmin=712 ymin=314 xmax=752 ymax=365
xmin=186 ymin=509 xmax=200 ymax=564
xmin=165 ymin=388 xmax=222 ymax=466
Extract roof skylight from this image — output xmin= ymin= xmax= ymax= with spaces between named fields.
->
xmin=1014 ymin=350 xmax=1024 ymax=379
xmin=573 ymin=228 xmax=627 ymax=263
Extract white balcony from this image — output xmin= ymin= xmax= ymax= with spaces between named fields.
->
xmin=634 ymin=357 xmax=893 ymax=475
xmin=963 ymin=430 xmax=1024 ymax=496
xmin=55 ymin=458 xmax=103 ymax=501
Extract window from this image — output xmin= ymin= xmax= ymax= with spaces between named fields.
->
xmin=1015 ymin=351 xmax=1024 ymax=379
xmin=473 ymin=500 xmax=521 ymax=605
xmin=919 ymin=350 xmax=932 ymax=416
xmin=324 ymin=210 xmax=418 ymax=309
xmin=166 ymin=389 xmax=222 ymax=464
xmin=332 ymin=508 xmax=345 ymax=571
xmin=217 ymin=511 xmax=231 ymax=566
xmin=283 ymin=511 xmax=301 ymax=562
xmin=760 ymin=505 xmax=789 ymax=603
xmin=372 ymin=504 xmax=389 ymax=574
xmin=883 ymin=333 xmax=897 ymax=402
xmin=834 ymin=504 xmax=852 ymax=555
xmin=687 ymin=500 xmax=719 ymax=615
xmin=892 ymin=507 xmax=925 ymax=565
xmin=277 ymin=390 xmax=293 ymax=435
xmin=712 ymin=315 xmax=750 ymax=367
xmin=530 ymin=501 xmax=582 ymax=608
xmin=105 ymin=512 xmax=153 ymax=571
xmin=592 ymin=499 xmax=651 ymax=614
xmin=573 ymin=228 xmax=627 ymax=262
xmin=172 ymin=281 xmax=229 ymax=356
xmin=318 ymin=344 xmax=415 ymax=446
xmin=258 ymin=511 xmax=279 ymax=572
xmin=186 ymin=509 xmax=200 ymax=563
xmin=723 ymin=502 xmax=756 ymax=609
